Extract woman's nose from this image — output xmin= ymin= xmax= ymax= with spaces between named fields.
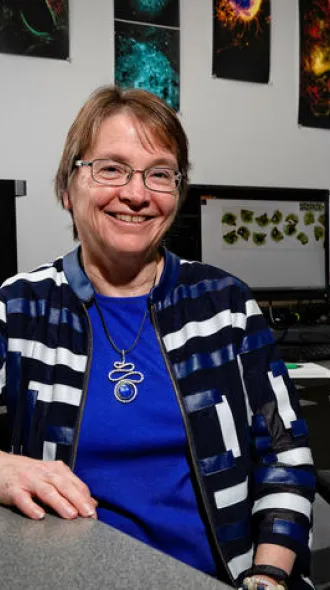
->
xmin=119 ymin=171 xmax=150 ymax=207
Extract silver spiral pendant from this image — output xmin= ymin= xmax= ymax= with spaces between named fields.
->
xmin=109 ymin=359 xmax=144 ymax=404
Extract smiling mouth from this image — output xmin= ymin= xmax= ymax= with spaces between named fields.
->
xmin=106 ymin=212 xmax=151 ymax=223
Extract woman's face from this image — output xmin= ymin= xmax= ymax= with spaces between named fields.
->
xmin=63 ymin=111 xmax=179 ymax=266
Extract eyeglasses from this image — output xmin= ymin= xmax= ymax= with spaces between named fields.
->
xmin=75 ymin=159 xmax=183 ymax=193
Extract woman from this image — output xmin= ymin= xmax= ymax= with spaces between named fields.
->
xmin=0 ymin=86 xmax=315 ymax=589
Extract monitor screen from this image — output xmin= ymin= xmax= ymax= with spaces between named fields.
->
xmin=0 ymin=179 xmax=26 ymax=285
xmin=164 ymin=185 xmax=330 ymax=301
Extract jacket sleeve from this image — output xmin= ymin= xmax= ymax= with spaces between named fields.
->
xmin=0 ymin=294 xmax=7 ymax=402
xmin=0 ymin=293 xmax=10 ymax=451
xmin=238 ymin=290 xmax=315 ymax=569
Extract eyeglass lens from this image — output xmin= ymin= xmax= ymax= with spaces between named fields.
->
xmin=92 ymin=160 xmax=180 ymax=191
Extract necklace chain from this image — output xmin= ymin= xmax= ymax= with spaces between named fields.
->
xmin=94 ymin=298 xmax=149 ymax=363
xmin=93 ymin=270 xmax=157 ymax=403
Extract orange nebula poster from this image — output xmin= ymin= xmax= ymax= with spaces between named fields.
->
xmin=212 ymin=0 xmax=271 ymax=83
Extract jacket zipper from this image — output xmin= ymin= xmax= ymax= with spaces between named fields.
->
xmin=69 ymin=302 xmax=93 ymax=471
xmin=150 ymin=303 xmax=235 ymax=586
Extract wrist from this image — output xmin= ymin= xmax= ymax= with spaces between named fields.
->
xmin=241 ymin=575 xmax=287 ymax=590
xmin=241 ymin=565 xmax=289 ymax=590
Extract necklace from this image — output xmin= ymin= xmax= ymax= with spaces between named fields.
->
xmin=94 ymin=272 xmax=157 ymax=404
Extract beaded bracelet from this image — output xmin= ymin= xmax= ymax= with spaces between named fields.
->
xmin=241 ymin=576 xmax=286 ymax=590
xmin=249 ymin=565 xmax=289 ymax=585
xmin=240 ymin=564 xmax=289 ymax=590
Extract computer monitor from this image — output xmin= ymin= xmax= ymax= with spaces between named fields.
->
xmin=164 ymin=184 xmax=330 ymax=301
xmin=0 ymin=179 xmax=27 ymax=285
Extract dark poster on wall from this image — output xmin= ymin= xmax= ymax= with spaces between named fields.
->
xmin=212 ymin=0 xmax=271 ymax=83
xmin=299 ymin=0 xmax=330 ymax=129
xmin=0 ymin=0 xmax=69 ymax=60
xmin=114 ymin=0 xmax=180 ymax=112
xmin=114 ymin=0 xmax=179 ymax=27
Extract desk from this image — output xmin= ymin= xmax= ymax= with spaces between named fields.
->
xmin=288 ymin=361 xmax=330 ymax=471
xmin=0 ymin=505 xmax=229 ymax=590
xmin=288 ymin=361 xmax=330 ymax=385
xmin=312 ymin=494 xmax=330 ymax=586
xmin=288 ymin=360 xmax=330 ymax=587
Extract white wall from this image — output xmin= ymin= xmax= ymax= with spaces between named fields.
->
xmin=0 ymin=0 xmax=329 ymax=272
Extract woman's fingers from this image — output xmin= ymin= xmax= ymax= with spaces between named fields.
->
xmin=34 ymin=480 xmax=80 ymax=519
xmin=12 ymin=489 xmax=46 ymax=520
xmin=41 ymin=461 xmax=97 ymax=518
xmin=0 ymin=452 xmax=97 ymax=519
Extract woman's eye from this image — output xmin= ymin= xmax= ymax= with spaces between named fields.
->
xmin=150 ymin=169 xmax=170 ymax=179
xmin=101 ymin=165 xmax=122 ymax=175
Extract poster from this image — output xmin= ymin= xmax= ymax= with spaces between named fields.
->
xmin=299 ymin=0 xmax=330 ymax=129
xmin=219 ymin=200 xmax=325 ymax=250
xmin=212 ymin=0 xmax=271 ymax=83
xmin=114 ymin=0 xmax=180 ymax=111
xmin=114 ymin=0 xmax=179 ymax=27
xmin=0 ymin=0 xmax=69 ymax=60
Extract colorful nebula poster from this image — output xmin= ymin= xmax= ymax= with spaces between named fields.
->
xmin=114 ymin=0 xmax=179 ymax=27
xmin=0 ymin=0 xmax=69 ymax=60
xmin=114 ymin=0 xmax=180 ymax=111
xmin=299 ymin=0 xmax=330 ymax=129
xmin=212 ymin=0 xmax=271 ymax=83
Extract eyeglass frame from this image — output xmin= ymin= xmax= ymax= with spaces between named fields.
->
xmin=74 ymin=159 xmax=184 ymax=193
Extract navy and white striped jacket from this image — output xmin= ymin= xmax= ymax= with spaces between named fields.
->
xmin=0 ymin=247 xmax=315 ymax=587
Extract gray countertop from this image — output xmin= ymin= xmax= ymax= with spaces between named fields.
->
xmin=0 ymin=505 xmax=230 ymax=590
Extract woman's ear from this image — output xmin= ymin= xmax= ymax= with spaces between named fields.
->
xmin=63 ymin=191 xmax=71 ymax=210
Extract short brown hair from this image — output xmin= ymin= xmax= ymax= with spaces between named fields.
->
xmin=55 ymin=85 xmax=190 ymax=238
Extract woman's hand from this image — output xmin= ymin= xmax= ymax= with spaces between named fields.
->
xmin=0 ymin=451 xmax=97 ymax=520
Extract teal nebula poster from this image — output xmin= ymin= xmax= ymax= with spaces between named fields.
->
xmin=115 ymin=0 xmax=179 ymax=27
xmin=114 ymin=0 xmax=180 ymax=112
xmin=0 ymin=0 xmax=69 ymax=60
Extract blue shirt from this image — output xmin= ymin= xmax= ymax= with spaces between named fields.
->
xmin=74 ymin=292 xmax=216 ymax=576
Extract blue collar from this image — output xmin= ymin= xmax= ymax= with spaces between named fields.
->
xmin=62 ymin=246 xmax=180 ymax=304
